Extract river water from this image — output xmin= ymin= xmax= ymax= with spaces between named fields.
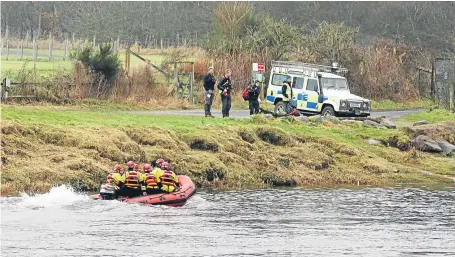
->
xmin=1 ymin=185 xmax=455 ymax=257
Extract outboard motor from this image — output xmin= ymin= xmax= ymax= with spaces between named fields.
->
xmin=100 ymin=184 xmax=116 ymax=200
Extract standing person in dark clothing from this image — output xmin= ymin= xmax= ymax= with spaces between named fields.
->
xmin=247 ymin=80 xmax=262 ymax=115
xmin=203 ymin=67 xmax=216 ymax=118
xmin=217 ymin=69 xmax=233 ymax=118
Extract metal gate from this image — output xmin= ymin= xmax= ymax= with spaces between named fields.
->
xmin=434 ymin=58 xmax=455 ymax=111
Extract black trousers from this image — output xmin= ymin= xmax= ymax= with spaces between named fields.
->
xmin=117 ymin=186 xmax=142 ymax=198
xmin=221 ymin=94 xmax=232 ymax=117
xmin=204 ymin=90 xmax=215 ymax=115
xmin=146 ymin=188 xmax=162 ymax=195
xmin=249 ymin=99 xmax=260 ymax=115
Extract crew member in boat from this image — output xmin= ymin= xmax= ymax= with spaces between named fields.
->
xmin=103 ymin=165 xmax=125 ymax=198
xmin=120 ymin=161 xmax=143 ymax=198
xmin=143 ymin=164 xmax=161 ymax=195
xmin=156 ymin=162 xmax=180 ymax=193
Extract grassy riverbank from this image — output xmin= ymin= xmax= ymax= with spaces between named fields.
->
xmin=1 ymin=105 xmax=454 ymax=195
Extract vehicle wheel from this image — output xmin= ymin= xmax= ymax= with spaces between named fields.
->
xmin=274 ymin=101 xmax=287 ymax=116
xmin=322 ymin=106 xmax=335 ymax=117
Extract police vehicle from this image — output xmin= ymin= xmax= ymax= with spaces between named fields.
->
xmin=265 ymin=60 xmax=371 ymax=117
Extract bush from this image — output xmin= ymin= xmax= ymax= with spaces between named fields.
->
xmin=350 ymin=39 xmax=422 ymax=101
xmin=70 ymin=43 xmax=122 ymax=97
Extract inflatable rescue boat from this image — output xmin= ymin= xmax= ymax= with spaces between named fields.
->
xmin=91 ymin=175 xmax=196 ymax=207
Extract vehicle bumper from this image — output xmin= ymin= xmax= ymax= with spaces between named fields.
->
xmin=337 ymin=109 xmax=370 ymax=117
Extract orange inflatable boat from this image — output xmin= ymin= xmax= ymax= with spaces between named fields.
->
xmin=91 ymin=175 xmax=196 ymax=207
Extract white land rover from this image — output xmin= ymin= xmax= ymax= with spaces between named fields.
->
xmin=265 ymin=61 xmax=371 ymax=117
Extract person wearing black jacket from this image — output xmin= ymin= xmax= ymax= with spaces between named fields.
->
xmin=203 ymin=67 xmax=216 ymax=118
xmin=217 ymin=69 xmax=232 ymax=118
xmin=247 ymin=80 xmax=262 ymax=115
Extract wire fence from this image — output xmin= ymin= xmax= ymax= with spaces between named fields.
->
xmin=1 ymin=25 xmax=205 ymax=55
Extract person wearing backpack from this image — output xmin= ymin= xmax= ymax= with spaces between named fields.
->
xmin=217 ymin=69 xmax=233 ymax=118
xmin=246 ymin=80 xmax=262 ymax=115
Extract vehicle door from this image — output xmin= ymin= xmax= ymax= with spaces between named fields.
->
xmin=291 ymin=76 xmax=305 ymax=109
xmin=266 ymin=73 xmax=290 ymax=103
xmin=301 ymin=78 xmax=320 ymax=112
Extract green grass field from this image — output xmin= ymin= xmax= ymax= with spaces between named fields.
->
xmin=1 ymin=47 xmax=168 ymax=81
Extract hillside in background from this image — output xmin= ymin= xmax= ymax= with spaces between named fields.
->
xmin=1 ymin=1 xmax=454 ymax=53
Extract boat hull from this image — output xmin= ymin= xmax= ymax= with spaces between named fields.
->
xmin=91 ymin=175 xmax=196 ymax=207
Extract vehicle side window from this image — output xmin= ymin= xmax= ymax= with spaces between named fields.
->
xmin=307 ymin=79 xmax=318 ymax=92
xmin=271 ymin=74 xmax=290 ymax=86
xmin=292 ymin=77 xmax=304 ymax=89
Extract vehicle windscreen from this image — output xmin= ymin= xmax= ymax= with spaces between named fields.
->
xmin=321 ymin=78 xmax=348 ymax=90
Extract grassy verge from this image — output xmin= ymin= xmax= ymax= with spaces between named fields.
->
xmin=370 ymin=98 xmax=435 ymax=111
xmin=397 ymin=109 xmax=455 ymax=124
xmin=1 ymin=105 xmax=454 ymax=195
xmin=0 ymin=99 xmax=199 ymax=112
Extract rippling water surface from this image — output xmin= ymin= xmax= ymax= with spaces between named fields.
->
xmin=1 ymin=185 xmax=455 ymax=257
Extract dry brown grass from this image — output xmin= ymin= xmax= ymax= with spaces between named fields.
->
xmin=349 ymin=39 xmax=429 ymax=101
xmin=2 ymin=119 xmax=453 ymax=195
xmin=129 ymin=46 xmax=207 ymax=59
xmin=405 ymin=121 xmax=455 ymax=141
xmin=47 ymin=62 xmax=193 ymax=109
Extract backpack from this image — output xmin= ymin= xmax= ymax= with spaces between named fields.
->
xmin=242 ymin=87 xmax=249 ymax=101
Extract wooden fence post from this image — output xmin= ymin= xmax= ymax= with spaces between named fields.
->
xmin=38 ymin=13 xmax=41 ymax=38
xmin=5 ymin=25 xmax=9 ymax=48
xmin=191 ymin=62 xmax=194 ymax=103
xmin=125 ymin=50 xmax=130 ymax=74
xmin=33 ymin=37 xmax=37 ymax=62
xmin=25 ymin=30 xmax=30 ymax=48
xmin=20 ymin=39 xmax=24 ymax=60
xmin=174 ymin=62 xmax=178 ymax=90
xmin=451 ymin=81 xmax=454 ymax=111
xmin=48 ymin=32 xmax=52 ymax=60
xmin=431 ymin=60 xmax=435 ymax=101
xmin=64 ymin=34 xmax=69 ymax=60
xmin=72 ymin=32 xmax=75 ymax=50
xmin=17 ymin=37 xmax=21 ymax=59
xmin=195 ymin=32 xmax=198 ymax=47
xmin=113 ymin=39 xmax=118 ymax=53
xmin=6 ymin=40 xmax=9 ymax=61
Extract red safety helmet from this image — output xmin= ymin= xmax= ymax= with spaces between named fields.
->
xmin=161 ymin=162 xmax=170 ymax=170
xmin=126 ymin=161 xmax=135 ymax=168
xmin=113 ymin=165 xmax=123 ymax=172
xmin=156 ymin=159 xmax=165 ymax=167
xmin=143 ymin=164 xmax=151 ymax=172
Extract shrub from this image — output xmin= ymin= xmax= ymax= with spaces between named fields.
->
xmin=70 ymin=43 xmax=122 ymax=97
